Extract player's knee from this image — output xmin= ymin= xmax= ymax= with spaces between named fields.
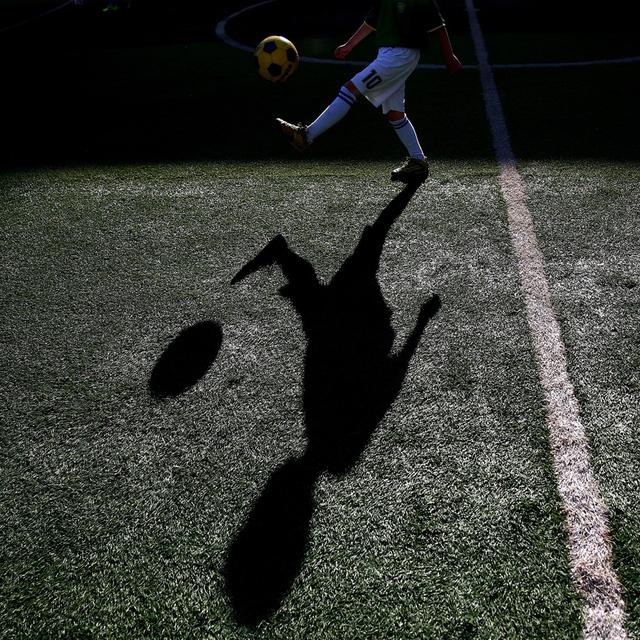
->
xmin=344 ymin=81 xmax=360 ymax=98
xmin=386 ymin=110 xmax=405 ymax=121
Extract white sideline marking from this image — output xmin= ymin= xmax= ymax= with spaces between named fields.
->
xmin=465 ymin=0 xmax=628 ymax=638
xmin=215 ymin=0 xmax=640 ymax=70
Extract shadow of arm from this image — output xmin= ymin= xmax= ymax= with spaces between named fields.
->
xmin=395 ymin=294 xmax=441 ymax=367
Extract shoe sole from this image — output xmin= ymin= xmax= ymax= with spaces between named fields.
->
xmin=391 ymin=172 xmax=429 ymax=184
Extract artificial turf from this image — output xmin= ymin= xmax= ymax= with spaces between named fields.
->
xmin=1 ymin=160 xmax=584 ymax=638
xmin=1 ymin=1 xmax=639 ymax=637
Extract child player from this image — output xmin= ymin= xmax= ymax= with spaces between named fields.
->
xmin=277 ymin=0 xmax=462 ymax=183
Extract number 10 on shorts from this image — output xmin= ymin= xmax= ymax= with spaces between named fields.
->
xmin=362 ymin=69 xmax=382 ymax=90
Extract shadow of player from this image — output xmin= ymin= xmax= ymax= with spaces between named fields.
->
xmin=224 ymin=183 xmax=440 ymax=625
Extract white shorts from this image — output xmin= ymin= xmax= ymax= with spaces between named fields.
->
xmin=351 ymin=47 xmax=421 ymax=114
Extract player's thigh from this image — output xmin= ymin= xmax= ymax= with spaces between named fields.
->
xmin=351 ymin=59 xmax=387 ymax=96
xmin=351 ymin=49 xmax=418 ymax=108
xmin=382 ymin=87 xmax=407 ymax=117
xmin=351 ymin=64 xmax=404 ymax=109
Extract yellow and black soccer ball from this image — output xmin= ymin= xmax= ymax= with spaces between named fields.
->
xmin=255 ymin=35 xmax=299 ymax=83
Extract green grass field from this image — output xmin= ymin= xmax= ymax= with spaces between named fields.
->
xmin=1 ymin=2 xmax=639 ymax=638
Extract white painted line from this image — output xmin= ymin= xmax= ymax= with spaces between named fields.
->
xmin=464 ymin=0 xmax=628 ymax=638
xmin=215 ymin=0 xmax=640 ymax=70
xmin=214 ymin=0 xmax=269 ymax=52
xmin=0 ymin=0 xmax=72 ymax=34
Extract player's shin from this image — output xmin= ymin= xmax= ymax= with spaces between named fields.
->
xmin=307 ymin=86 xmax=357 ymax=142
xmin=390 ymin=115 xmax=426 ymax=161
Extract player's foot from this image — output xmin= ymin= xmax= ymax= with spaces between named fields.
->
xmin=276 ymin=118 xmax=309 ymax=152
xmin=391 ymin=157 xmax=430 ymax=183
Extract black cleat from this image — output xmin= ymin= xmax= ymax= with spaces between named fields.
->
xmin=391 ymin=157 xmax=430 ymax=184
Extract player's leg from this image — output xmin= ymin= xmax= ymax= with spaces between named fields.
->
xmin=384 ymin=92 xmax=429 ymax=183
xmin=277 ymin=83 xmax=360 ymax=152
xmin=277 ymin=48 xmax=418 ymax=155
xmin=307 ymin=82 xmax=360 ymax=141
xmin=386 ymin=109 xmax=426 ymax=162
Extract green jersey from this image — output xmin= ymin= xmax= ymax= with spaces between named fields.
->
xmin=364 ymin=0 xmax=445 ymax=49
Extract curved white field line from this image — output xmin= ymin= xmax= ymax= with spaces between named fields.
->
xmin=215 ymin=0 xmax=640 ymax=70
xmin=466 ymin=0 xmax=628 ymax=637
xmin=0 ymin=0 xmax=72 ymax=34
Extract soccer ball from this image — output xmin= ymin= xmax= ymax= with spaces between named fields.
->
xmin=255 ymin=35 xmax=299 ymax=83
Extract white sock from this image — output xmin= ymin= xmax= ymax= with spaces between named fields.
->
xmin=307 ymin=86 xmax=356 ymax=142
xmin=390 ymin=116 xmax=425 ymax=160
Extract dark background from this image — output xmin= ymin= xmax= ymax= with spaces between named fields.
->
xmin=1 ymin=0 xmax=638 ymax=169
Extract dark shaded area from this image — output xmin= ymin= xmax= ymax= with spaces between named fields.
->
xmin=473 ymin=0 xmax=638 ymax=33
xmin=224 ymin=184 xmax=440 ymax=625
xmin=224 ymin=455 xmax=317 ymax=627
xmin=225 ymin=0 xmax=637 ymax=43
xmin=149 ymin=320 xmax=222 ymax=398
xmin=1 ymin=0 xmax=638 ymax=170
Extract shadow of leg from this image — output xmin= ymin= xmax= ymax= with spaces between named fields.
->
xmin=231 ymin=235 xmax=288 ymax=285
